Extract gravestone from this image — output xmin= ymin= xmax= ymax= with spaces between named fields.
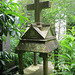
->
xmin=3 ymin=34 xmax=11 ymax=52
xmin=15 ymin=0 xmax=59 ymax=75
xmin=0 ymin=26 xmax=11 ymax=52
xmin=55 ymin=19 xmax=66 ymax=40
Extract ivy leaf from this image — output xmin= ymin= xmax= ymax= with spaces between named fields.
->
xmin=19 ymin=17 xmax=25 ymax=25
xmin=0 ymin=1 xmax=6 ymax=6
xmin=14 ymin=4 xmax=18 ymax=11
xmin=20 ymin=16 xmax=29 ymax=21
xmin=10 ymin=4 xmax=14 ymax=10
xmin=8 ymin=15 xmax=14 ymax=21
xmin=1 ymin=35 xmax=7 ymax=41
xmin=17 ymin=32 xmax=21 ymax=37
xmin=1 ymin=60 xmax=5 ymax=65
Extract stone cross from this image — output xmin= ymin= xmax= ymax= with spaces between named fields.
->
xmin=27 ymin=0 xmax=51 ymax=22
xmin=27 ymin=0 xmax=51 ymax=66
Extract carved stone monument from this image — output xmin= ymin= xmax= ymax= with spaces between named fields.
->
xmin=15 ymin=0 xmax=59 ymax=75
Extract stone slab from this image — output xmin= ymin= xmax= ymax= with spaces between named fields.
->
xmin=16 ymin=61 xmax=54 ymax=75
xmin=3 ymin=34 xmax=11 ymax=52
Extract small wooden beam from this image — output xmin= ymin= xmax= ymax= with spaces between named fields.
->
xmin=34 ymin=52 xmax=37 ymax=65
xmin=18 ymin=52 xmax=24 ymax=74
xmin=40 ymin=1 xmax=51 ymax=9
xmin=27 ymin=4 xmax=34 ymax=10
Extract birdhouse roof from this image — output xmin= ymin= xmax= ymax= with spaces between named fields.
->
xmin=22 ymin=24 xmax=52 ymax=39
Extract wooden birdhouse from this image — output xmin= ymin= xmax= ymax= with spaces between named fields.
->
xmin=15 ymin=23 xmax=59 ymax=53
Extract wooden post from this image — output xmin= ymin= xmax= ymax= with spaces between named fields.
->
xmin=34 ymin=52 xmax=37 ymax=65
xmin=39 ymin=53 xmax=48 ymax=75
xmin=0 ymin=40 xmax=2 ymax=51
xmin=43 ymin=53 xmax=48 ymax=75
xmin=18 ymin=52 xmax=24 ymax=74
xmin=54 ymin=48 xmax=59 ymax=71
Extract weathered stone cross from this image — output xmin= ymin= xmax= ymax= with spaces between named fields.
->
xmin=27 ymin=0 xmax=51 ymax=66
xmin=27 ymin=0 xmax=51 ymax=22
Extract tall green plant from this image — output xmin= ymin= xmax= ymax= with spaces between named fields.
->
xmin=51 ymin=27 xmax=75 ymax=75
xmin=0 ymin=51 xmax=18 ymax=72
xmin=0 ymin=0 xmax=29 ymax=39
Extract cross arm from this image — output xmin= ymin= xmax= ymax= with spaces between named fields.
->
xmin=40 ymin=1 xmax=51 ymax=9
xmin=27 ymin=4 xmax=35 ymax=10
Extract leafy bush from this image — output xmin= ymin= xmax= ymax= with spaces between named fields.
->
xmin=0 ymin=51 xmax=18 ymax=73
xmin=10 ymin=36 xmax=19 ymax=52
xmin=0 ymin=0 xmax=28 ymax=40
xmin=22 ymin=52 xmax=42 ymax=68
xmin=52 ymin=27 xmax=75 ymax=75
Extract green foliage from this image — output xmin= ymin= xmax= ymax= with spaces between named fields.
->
xmin=0 ymin=51 xmax=18 ymax=71
xmin=10 ymin=36 xmax=19 ymax=52
xmin=22 ymin=52 xmax=42 ymax=68
xmin=18 ymin=0 xmax=34 ymax=24
xmin=51 ymin=27 xmax=75 ymax=75
xmin=43 ymin=0 xmax=75 ymax=24
xmin=18 ymin=0 xmax=75 ymax=31
xmin=0 ymin=0 xmax=28 ymax=40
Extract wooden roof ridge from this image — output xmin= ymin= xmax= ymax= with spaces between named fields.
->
xmin=31 ymin=25 xmax=45 ymax=39
xmin=33 ymin=25 xmax=50 ymax=38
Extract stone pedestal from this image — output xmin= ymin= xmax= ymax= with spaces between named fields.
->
xmin=16 ymin=61 xmax=54 ymax=75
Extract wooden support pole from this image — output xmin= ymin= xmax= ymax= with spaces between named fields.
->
xmin=43 ymin=53 xmax=48 ymax=75
xmin=0 ymin=40 xmax=2 ymax=51
xmin=39 ymin=53 xmax=48 ymax=75
xmin=34 ymin=52 xmax=37 ymax=65
xmin=54 ymin=48 xmax=59 ymax=71
xmin=18 ymin=52 xmax=24 ymax=74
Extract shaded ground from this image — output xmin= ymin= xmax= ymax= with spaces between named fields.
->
xmin=16 ymin=61 xmax=54 ymax=75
